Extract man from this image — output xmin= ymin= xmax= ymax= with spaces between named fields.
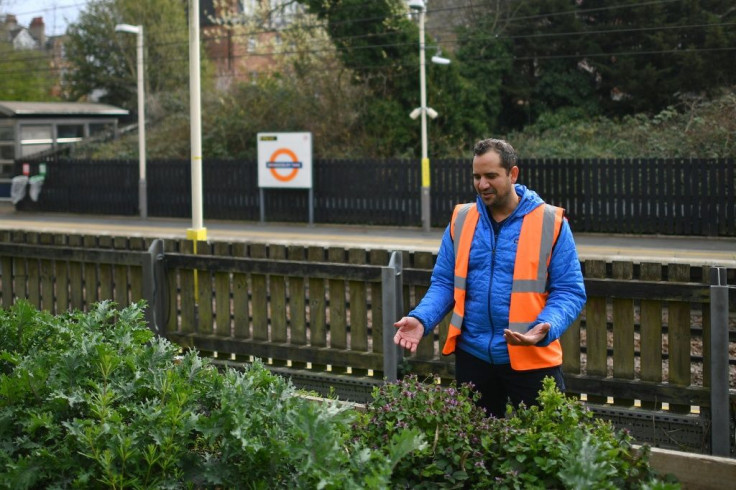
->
xmin=393 ymin=138 xmax=586 ymax=417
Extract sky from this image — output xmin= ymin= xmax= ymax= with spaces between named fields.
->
xmin=4 ymin=0 xmax=83 ymax=37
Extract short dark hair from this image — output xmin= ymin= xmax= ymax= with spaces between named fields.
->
xmin=473 ymin=138 xmax=517 ymax=173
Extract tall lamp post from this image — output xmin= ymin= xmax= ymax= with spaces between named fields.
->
xmin=188 ymin=0 xmax=207 ymax=244
xmin=408 ymin=0 xmax=449 ymax=232
xmin=115 ymin=23 xmax=147 ymax=219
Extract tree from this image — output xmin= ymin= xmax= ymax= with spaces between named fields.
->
xmin=456 ymin=0 xmax=736 ymax=130
xmin=63 ymin=0 xmax=192 ymax=109
xmin=454 ymin=5 xmax=514 ymax=135
xmin=582 ymin=0 xmax=736 ymax=116
xmin=0 ymin=42 xmax=57 ymax=100
xmin=298 ymin=0 xmax=491 ymax=157
xmin=193 ymin=0 xmax=373 ymax=158
xmin=456 ymin=0 xmax=598 ymax=131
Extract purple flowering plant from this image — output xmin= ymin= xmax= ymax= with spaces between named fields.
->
xmin=354 ymin=375 xmax=679 ymax=489
xmin=354 ymin=374 xmax=501 ymax=488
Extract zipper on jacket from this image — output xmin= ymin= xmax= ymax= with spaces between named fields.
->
xmin=487 ymin=224 xmax=497 ymax=362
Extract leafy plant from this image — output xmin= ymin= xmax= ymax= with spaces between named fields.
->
xmin=355 ymin=374 xmax=497 ymax=488
xmin=485 ymin=377 xmax=679 ymax=489
xmin=356 ymin=375 xmax=680 ymax=489
xmin=0 ymin=301 xmax=423 ymax=489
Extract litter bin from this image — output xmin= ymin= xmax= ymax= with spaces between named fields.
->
xmin=10 ymin=175 xmax=28 ymax=205
xmin=28 ymin=175 xmax=45 ymax=202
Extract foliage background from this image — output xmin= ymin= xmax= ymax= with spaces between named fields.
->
xmin=73 ymin=85 xmax=736 ymax=160
xmin=63 ymin=0 xmax=200 ymax=107
xmin=2 ymin=0 xmax=735 ymax=159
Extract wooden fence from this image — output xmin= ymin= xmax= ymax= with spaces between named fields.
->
xmin=0 ymin=229 xmax=734 ymax=455
xmin=15 ymin=156 xmax=736 ymax=236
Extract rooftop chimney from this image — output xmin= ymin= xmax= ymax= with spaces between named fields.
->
xmin=3 ymin=14 xmax=18 ymax=30
xmin=29 ymin=16 xmax=45 ymax=47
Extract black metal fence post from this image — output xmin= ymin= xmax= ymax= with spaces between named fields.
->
xmin=382 ymin=251 xmax=404 ymax=382
xmin=142 ymin=239 xmax=165 ymax=335
xmin=709 ymin=266 xmax=731 ymax=456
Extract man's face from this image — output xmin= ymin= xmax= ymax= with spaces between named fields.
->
xmin=472 ymin=150 xmax=518 ymax=209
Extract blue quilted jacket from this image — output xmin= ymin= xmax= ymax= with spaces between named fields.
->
xmin=408 ymin=184 xmax=587 ymax=365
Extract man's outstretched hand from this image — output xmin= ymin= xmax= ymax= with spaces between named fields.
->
xmin=503 ymin=322 xmax=550 ymax=346
xmin=393 ymin=316 xmax=424 ymax=353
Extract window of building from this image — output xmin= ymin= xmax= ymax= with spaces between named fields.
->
xmin=57 ymin=124 xmax=85 ymax=143
xmin=270 ymin=0 xmax=299 ymax=28
xmin=21 ymin=125 xmax=52 ymax=142
xmin=0 ymin=125 xmax=14 ymax=142
xmin=240 ymin=0 xmax=258 ymax=15
xmin=0 ymin=123 xmax=16 ymax=179
xmin=0 ymin=145 xmax=14 ymax=160
xmin=20 ymin=124 xmax=53 ymax=157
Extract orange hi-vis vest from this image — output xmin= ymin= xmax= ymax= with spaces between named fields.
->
xmin=442 ymin=202 xmax=565 ymax=371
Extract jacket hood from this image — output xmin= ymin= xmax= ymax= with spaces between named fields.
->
xmin=515 ymin=184 xmax=545 ymax=216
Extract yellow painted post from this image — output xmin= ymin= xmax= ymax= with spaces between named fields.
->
xmin=421 ymin=157 xmax=430 ymax=187
xmin=186 ymin=228 xmax=207 ymax=299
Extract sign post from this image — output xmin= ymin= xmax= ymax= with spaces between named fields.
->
xmin=257 ymin=132 xmax=313 ymax=224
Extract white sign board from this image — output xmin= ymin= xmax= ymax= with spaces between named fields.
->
xmin=257 ymin=132 xmax=312 ymax=189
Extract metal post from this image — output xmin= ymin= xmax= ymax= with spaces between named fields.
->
xmin=392 ymin=251 xmax=404 ymax=328
xmin=418 ymin=7 xmax=431 ymax=232
xmin=259 ymin=188 xmax=265 ymax=223
xmin=142 ymin=239 xmax=164 ymax=335
xmin=382 ymin=251 xmax=404 ymax=382
xmin=187 ymin=0 xmax=207 ymax=243
xmin=709 ymin=266 xmax=730 ymax=456
xmin=135 ymin=26 xmax=147 ymax=219
xmin=187 ymin=0 xmax=207 ymax=296
xmin=308 ymin=188 xmax=314 ymax=225
xmin=114 ymin=23 xmax=147 ymax=219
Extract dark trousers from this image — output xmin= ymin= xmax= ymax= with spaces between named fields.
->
xmin=454 ymin=348 xmax=565 ymax=418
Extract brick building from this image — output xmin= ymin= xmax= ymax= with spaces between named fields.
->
xmin=201 ymin=0 xmax=301 ymax=90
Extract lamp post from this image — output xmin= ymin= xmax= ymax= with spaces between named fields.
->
xmin=187 ymin=0 xmax=207 ymax=244
xmin=408 ymin=0 xmax=449 ymax=232
xmin=187 ymin=0 xmax=207 ymax=297
xmin=115 ymin=23 xmax=147 ymax=219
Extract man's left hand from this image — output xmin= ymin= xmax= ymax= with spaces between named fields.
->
xmin=503 ymin=322 xmax=550 ymax=346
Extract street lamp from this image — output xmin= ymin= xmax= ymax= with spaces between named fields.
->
xmin=115 ymin=23 xmax=147 ymax=219
xmin=408 ymin=0 xmax=450 ymax=232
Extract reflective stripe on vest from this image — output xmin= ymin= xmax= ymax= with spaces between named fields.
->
xmin=441 ymin=203 xmax=478 ymax=356
xmin=442 ymin=202 xmax=565 ymax=371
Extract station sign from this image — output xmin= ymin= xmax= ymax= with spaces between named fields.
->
xmin=257 ymin=132 xmax=312 ymax=189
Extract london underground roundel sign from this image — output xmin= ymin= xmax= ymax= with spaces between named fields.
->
xmin=257 ymin=132 xmax=312 ymax=189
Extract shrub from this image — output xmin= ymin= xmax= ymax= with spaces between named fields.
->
xmin=355 ymin=374 xmax=496 ymax=488
xmin=0 ymin=301 xmax=422 ymax=489
xmin=484 ymin=377 xmax=679 ymax=489
xmin=510 ymin=88 xmax=736 ymax=158
xmin=356 ymin=375 xmax=680 ymax=489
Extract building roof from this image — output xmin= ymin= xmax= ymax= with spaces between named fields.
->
xmin=0 ymin=101 xmax=129 ymax=117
